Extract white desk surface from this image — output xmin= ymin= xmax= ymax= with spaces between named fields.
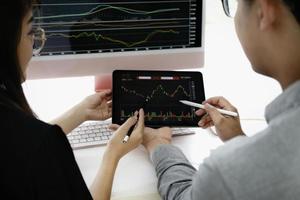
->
xmin=23 ymin=22 xmax=281 ymax=199
xmin=71 ymin=120 xmax=267 ymax=200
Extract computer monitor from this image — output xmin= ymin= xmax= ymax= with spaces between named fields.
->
xmin=27 ymin=0 xmax=205 ymax=84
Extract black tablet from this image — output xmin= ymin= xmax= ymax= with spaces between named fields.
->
xmin=112 ymin=70 xmax=205 ymax=127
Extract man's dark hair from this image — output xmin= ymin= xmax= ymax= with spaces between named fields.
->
xmin=283 ymin=0 xmax=300 ymax=23
xmin=245 ymin=0 xmax=300 ymax=23
xmin=0 ymin=0 xmax=36 ymax=116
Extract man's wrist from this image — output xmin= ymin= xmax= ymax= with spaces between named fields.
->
xmin=146 ymin=138 xmax=171 ymax=154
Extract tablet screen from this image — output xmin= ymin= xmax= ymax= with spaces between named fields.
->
xmin=112 ymin=70 xmax=205 ymax=127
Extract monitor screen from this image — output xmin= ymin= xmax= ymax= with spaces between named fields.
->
xmin=28 ymin=0 xmax=205 ymax=79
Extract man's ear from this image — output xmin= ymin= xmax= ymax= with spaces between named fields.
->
xmin=257 ymin=0 xmax=279 ymax=31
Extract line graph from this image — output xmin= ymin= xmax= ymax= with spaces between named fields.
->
xmin=48 ymin=29 xmax=179 ymax=48
xmin=121 ymin=84 xmax=191 ymax=102
xmin=121 ymin=110 xmax=196 ymax=121
xmin=117 ymin=74 xmax=199 ymax=124
xmin=36 ymin=4 xmax=179 ymax=20
xmin=33 ymin=0 xmax=202 ymax=55
xmin=41 ymin=21 xmax=180 ymax=28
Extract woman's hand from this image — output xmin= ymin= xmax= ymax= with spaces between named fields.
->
xmin=50 ymin=90 xmax=112 ymax=134
xmin=196 ymin=96 xmax=244 ymax=142
xmin=78 ymin=90 xmax=112 ymax=121
xmin=90 ymin=109 xmax=143 ymax=200
xmin=106 ymin=109 xmax=144 ymax=161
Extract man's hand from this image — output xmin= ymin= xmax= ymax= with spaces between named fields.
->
xmin=142 ymin=127 xmax=172 ymax=153
xmin=196 ymin=96 xmax=244 ymax=142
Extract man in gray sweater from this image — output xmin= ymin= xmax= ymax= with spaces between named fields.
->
xmin=141 ymin=0 xmax=300 ymax=199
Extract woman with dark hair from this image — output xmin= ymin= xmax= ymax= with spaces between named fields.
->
xmin=0 ymin=1 xmax=144 ymax=199
xmin=131 ymin=0 xmax=300 ymax=199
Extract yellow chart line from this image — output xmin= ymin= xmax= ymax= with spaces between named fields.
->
xmin=48 ymin=29 xmax=180 ymax=48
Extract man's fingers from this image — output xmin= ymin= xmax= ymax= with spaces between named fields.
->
xmin=204 ymin=96 xmax=231 ymax=106
xmin=202 ymin=120 xmax=214 ymax=129
xmin=159 ymin=127 xmax=172 ymax=138
xmin=203 ymin=97 xmax=237 ymax=112
xmin=204 ymin=103 xmax=223 ymax=125
xmin=198 ymin=113 xmax=211 ymax=126
xmin=195 ymin=109 xmax=206 ymax=116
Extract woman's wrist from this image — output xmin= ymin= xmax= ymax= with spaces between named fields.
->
xmin=74 ymin=102 xmax=89 ymax=123
xmin=103 ymin=149 xmax=122 ymax=163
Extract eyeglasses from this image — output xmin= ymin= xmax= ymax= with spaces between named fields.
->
xmin=32 ymin=27 xmax=46 ymax=56
xmin=221 ymin=0 xmax=238 ymax=18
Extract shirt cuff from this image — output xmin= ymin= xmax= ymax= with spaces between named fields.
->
xmin=150 ymin=144 xmax=189 ymax=166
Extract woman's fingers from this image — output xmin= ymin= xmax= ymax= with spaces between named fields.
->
xmin=108 ymin=124 xmax=120 ymax=131
xmin=118 ymin=111 xmax=139 ymax=136
xmin=109 ymin=109 xmax=143 ymax=135
xmin=135 ymin=109 xmax=144 ymax=131
xmin=97 ymin=90 xmax=112 ymax=101
xmin=107 ymin=101 xmax=112 ymax=107
xmin=129 ymin=109 xmax=144 ymax=141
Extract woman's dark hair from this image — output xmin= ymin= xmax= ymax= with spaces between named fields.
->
xmin=0 ymin=0 xmax=36 ymax=116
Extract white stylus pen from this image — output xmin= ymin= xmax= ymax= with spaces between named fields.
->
xmin=180 ymin=100 xmax=238 ymax=117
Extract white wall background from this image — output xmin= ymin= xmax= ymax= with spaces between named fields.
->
xmin=203 ymin=0 xmax=281 ymax=118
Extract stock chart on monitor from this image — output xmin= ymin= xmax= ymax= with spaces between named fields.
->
xmin=117 ymin=72 xmax=202 ymax=126
xmin=33 ymin=0 xmax=202 ymax=55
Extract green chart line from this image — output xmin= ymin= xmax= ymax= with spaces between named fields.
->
xmin=48 ymin=29 xmax=180 ymax=48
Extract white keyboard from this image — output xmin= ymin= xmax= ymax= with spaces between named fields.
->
xmin=67 ymin=120 xmax=195 ymax=149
